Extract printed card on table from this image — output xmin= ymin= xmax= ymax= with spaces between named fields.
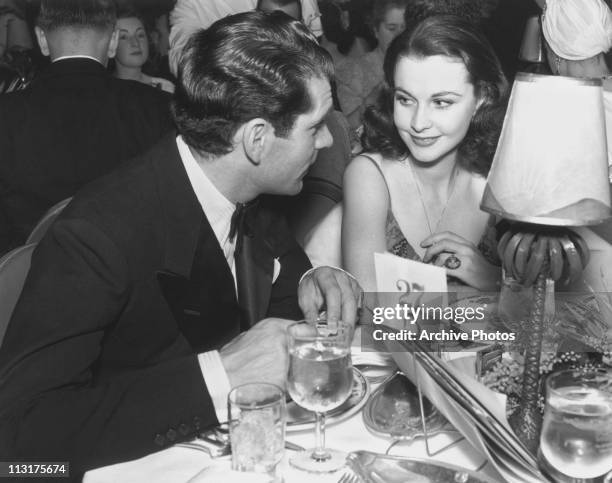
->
xmin=374 ymin=252 xmax=448 ymax=311
xmin=375 ymin=252 xmax=447 ymax=293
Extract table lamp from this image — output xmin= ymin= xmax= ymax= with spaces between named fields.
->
xmin=481 ymin=73 xmax=611 ymax=454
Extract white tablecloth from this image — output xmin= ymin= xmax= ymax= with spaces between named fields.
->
xmin=84 ymin=389 xmax=492 ymax=483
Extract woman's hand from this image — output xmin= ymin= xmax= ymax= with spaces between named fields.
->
xmin=421 ymin=231 xmax=500 ymax=291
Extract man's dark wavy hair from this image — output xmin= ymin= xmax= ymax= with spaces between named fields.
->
xmin=172 ymin=11 xmax=334 ymax=157
xmin=36 ymin=0 xmax=116 ymax=32
xmin=362 ymin=15 xmax=508 ymax=176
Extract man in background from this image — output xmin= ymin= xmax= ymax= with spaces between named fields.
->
xmin=0 ymin=0 xmax=173 ymax=255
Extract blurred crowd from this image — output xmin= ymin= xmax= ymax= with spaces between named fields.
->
xmin=0 ymin=0 xmax=548 ymax=255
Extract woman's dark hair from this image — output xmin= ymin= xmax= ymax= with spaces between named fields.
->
xmin=116 ymin=6 xmax=147 ymax=25
xmin=362 ymin=15 xmax=508 ymax=176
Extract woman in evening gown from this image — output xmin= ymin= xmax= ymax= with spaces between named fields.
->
xmin=342 ymin=15 xmax=508 ymax=294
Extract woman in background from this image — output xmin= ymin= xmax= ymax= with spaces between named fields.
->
xmin=113 ymin=9 xmax=175 ymax=93
xmin=335 ymin=0 xmax=408 ymax=130
xmin=342 ymin=15 xmax=508 ymax=293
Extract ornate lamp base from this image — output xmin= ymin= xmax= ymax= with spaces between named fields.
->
xmin=497 ymin=224 xmax=590 ymax=455
xmin=508 ymin=269 xmax=546 ymax=455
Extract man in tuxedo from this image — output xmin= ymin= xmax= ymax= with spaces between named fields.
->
xmin=0 ymin=10 xmax=361 ymax=477
xmin=0 ymin=0 xmax=174 ymax=255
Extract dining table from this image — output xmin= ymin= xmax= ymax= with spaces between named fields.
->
xmin=83 ymin=384 xmax=493 ymax=483
xmin=83 ymin=228 xmax=612 ymax=483
xmin=83 ymin=326 xmax=496 ymax=483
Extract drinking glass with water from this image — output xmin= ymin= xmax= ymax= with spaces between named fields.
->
xmin=228 ymin=383 xmax=286 ymax=480
xmin=540 ymin=368 xmax=612 ymax=481
xmin=286 ymin=319 xmax=353 ymax=473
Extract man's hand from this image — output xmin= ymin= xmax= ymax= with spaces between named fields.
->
xmin=219 ymin=318 xmax=291 ymax=389
xmin=298 ymin=266 xmax=363 ymax=326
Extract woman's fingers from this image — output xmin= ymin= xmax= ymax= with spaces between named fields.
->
xmin=422 ymin=238 xmax=469 ymax=263
xmin=419 ymin=233 xmax=500 ymax=291
xmin=421 ymin=231 xmax=470 ymax=248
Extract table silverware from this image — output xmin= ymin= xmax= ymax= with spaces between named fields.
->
xmin=346 ymin=451 xmax=499 ymax=483
xmin=208 ymin=422 xmax=304 ymax=450
xmin=284 ymin=440 xmax=305 ymax=452
xmin=175 ymin=440 xmax=231 ymax=458
xmin=337 ymin=467 xmax=362 ymax=483
xmin=177 ymin=426 xmax=305 ymax=458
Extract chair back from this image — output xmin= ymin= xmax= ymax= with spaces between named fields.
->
xmin=0 ymin=243 xmax=36 ymax=347
xmin=26 ymin=197 xmax=71 ymax=244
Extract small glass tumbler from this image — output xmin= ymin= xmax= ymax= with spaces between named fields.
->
xmin=228 ymin=383 xmax=286 ymax=480
xmin=540 ymin=368 xmax=612 ymax=482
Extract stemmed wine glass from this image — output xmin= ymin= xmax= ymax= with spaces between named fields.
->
xmin=286 ymin=319 xmax=353 ymax=473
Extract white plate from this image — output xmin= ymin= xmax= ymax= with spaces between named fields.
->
xmin=286 ymin=367 xmax=370 ymax=432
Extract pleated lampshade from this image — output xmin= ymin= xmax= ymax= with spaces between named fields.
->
xmin=481 ymin=73 xmax=611 ymax=226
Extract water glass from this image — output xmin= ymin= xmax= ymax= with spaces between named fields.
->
xmin=540 ymin=368 xmax=612 ymax=481
xmin=228 ymin=383 xmax=286 ymax=479
xmin=286 ymin=320 xmax=353 ymax=473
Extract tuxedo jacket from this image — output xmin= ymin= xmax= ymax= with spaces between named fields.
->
xmin=0 ymin=58 xmax=174 ymax=255
xmin=0 ymin=135 xmax=311 ymax=476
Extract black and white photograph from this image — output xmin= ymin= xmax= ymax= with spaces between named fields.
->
xmin=1 ymin=0 xmax=612 ymax=482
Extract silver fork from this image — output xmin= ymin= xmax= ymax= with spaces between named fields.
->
xmin=174 ymin=440 xmax=231 ymax=457
xmin=337 ymin=468 xmax=361 ymax=483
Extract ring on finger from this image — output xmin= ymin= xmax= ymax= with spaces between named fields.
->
xmin=444 ymin=254 xmax=461 ymax=270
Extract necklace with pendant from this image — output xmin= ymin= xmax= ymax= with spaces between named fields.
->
xmin=404 ymin=159 xmax=459 ymax=236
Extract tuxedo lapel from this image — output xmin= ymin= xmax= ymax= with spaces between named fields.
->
xmin=151 ymin=137 xmax=242 ymax=351
xmin=157 ymin=216 xmax=242 ymax=352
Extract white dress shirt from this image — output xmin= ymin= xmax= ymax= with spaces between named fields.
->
xmin=176 ymin=135 xmax=237 ymax=422
xmin=168 ymin=0 xmax=322 ymax=75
